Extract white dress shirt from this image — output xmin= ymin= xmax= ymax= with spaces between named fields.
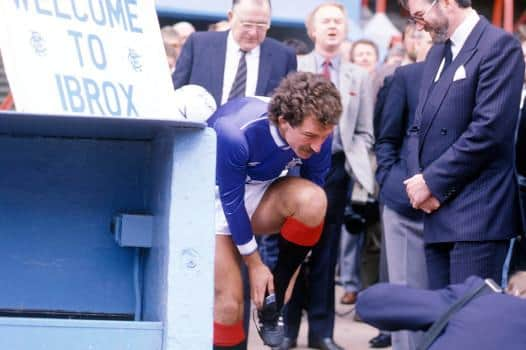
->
xmin=221 ymin=31 xmax=260 ymax=105
xmin=435 ymin=9 xmax=480 ymax=82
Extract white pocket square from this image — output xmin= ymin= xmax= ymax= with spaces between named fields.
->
xmin=453 ymin=65 xmax=466 ymax=81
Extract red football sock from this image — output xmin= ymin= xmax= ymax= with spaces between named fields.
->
xmin=213 ymin=320 xmax=245 ymax=348
xmin=281 ymin=216 xmax=324 ymax=247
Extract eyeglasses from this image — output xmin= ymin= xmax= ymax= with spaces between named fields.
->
xmin=239 ymin=20 xmax=269 ymax=33
xmin=409 ymin=0 xmax=438 ymax=24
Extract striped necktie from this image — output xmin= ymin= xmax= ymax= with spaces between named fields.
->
xmin=228 ymin=50 xmax=247 ymax=101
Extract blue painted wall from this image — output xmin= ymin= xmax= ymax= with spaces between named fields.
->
xmin=0 ymin=136 xmax=151 ymax=316
xmin=0 ymin=111 xmax=216 ymax=349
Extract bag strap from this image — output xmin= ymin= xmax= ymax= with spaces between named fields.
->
xmin=416 ymin=280 xmax=492 ymax=350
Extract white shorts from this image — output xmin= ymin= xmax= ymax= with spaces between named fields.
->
xmin=215 ymin=181 xmax=273 ymax=236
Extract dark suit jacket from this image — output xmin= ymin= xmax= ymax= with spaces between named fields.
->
xmin=517 ymin=99 xmax=526 ymax=177
xmin=356 ymin=276 xmax=526 ymax=350
xmin=172 ymin=31 xmax=297 ymax=107
xmin=517 ymin=99 xmax=526 ymax=235
xmin=407 ymin=17 xmax=525 ymax=243
xmin=375 ymin=63 xmax=425 ymax=219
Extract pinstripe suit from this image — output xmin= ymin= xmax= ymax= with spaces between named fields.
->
xmin=407 ymin=17 xmax=525 ymax=288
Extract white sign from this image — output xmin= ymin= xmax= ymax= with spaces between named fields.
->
xmin=0 ymin=0 xmax=177 ymax=119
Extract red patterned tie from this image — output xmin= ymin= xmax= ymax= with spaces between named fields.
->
xmin=322 ymin=59 xmax=331 ymax=81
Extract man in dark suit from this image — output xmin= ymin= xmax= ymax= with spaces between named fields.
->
xmin=375 ymin=61 xmax=427 ymax=350
xmin=172 ymin=0 xmax=297 ymax=107
xmin=356 ymin=275 xmax=526 ymax=350
xmin=401 ymin=0 xmax=525 ymax=289
xmin=519 ymin=97 xmax=526 ymax=233
xmin=374 ymin=31 xmax=433 ymax=350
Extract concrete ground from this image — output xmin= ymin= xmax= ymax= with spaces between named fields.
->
xmin=248 ymin=285 xmax=392 ymax=350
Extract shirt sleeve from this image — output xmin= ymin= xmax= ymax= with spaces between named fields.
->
xmin=215 ymin=119 xmax=258 ymax=255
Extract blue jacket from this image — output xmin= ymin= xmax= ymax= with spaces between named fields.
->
xmin=375 ymin=63 xmax=424 ymax=219
xmin=172 ymin=31 xmax=297 ymax=107
xmin=357 ymin=276 xmax=526 ymax=350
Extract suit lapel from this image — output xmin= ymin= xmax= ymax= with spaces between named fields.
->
xmin=298 ymin=52 xmax=317 ymax=73
xmin=256 ymin=39 xmax=272 ymax=95
xmin=212 ymin=31 xmax=228 ymax=103
xmin=418 ymin=44 xmax=445 ymax=114
xmin=418 ymin=18 xmax=488 ymax=153
xmin=338 ymin=63 xmax=354 ymax=139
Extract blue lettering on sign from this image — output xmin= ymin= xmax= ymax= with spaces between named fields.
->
xmin=63 ymin=75 xmax=85 ymax=113
xmin=34 ymin=0 xmax=52 ymax=16
xmin=56 ymin=74 xmax=68 ymax=111
xmin=68 ymin=30 xmax=85 ymax=67
xmin=102 ymin=81 xmax=121 ymax=115
xmin=68 ymin=31 xmax=107 ymax=70
xmin=52 ymin=0 xmax=71 ymax=20
xmin=106 ymin=0 xmax=127 ymax=31
xmin=55 ymin=74 xmax=139 ymax=117
xmin=88 ymin=0 xmax=107 ymax=27
xmin=125 ymin=0 xmax=142 ymax=33
xmin=82 ymin=78 xmax=105 ymax=115
xmin=12 ymin=0 xmax=29 ymax=10
xmin=119 ymin=84 xmax=138 ymax=116
xmin=87 ymin=34 xmax=107 ymax=70
xmin=71 ymin=0 xmax=88 ymax=22
xmin=11 ymin=0 xmax=142 ymax=33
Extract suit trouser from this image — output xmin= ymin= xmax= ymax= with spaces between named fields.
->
xmin=382 ymin=205 xmax=426 ymax=350
xmin=425 ymin=239 xmax=510 ymax=290
xmin=339 ymin=226 xmax=364 ymax=293
xmin=284 ymin=152 xmax=348 ymax=341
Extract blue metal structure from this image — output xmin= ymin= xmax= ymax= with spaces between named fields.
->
xmin=156 ymin=0 xmax=362 ymax=26
xmin=0 ymin=112 xmax=216 ymax=349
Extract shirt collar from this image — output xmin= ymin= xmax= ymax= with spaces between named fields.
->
xmin=449 ymin=9 xmax=480 ymax=52
xmin=227 ymin=30 xmax=261 ymax=57
xmin=314 ymin=52 xmax=341 ymax=72
xmin=269 ymin=121 xmax=290 ymax=150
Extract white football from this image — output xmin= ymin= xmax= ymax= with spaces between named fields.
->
xmin=172 ymin=84 xmax=217 ymax=122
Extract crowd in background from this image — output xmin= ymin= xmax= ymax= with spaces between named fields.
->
xmin=165 ymin=1 xmax=526 ymax=349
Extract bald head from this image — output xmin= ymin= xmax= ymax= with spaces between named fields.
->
xmin=173 ymin=21 xmax=195 ymax=42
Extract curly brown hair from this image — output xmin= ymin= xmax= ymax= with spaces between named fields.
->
xmin=268 ymin=72 xmax=342 ymax=127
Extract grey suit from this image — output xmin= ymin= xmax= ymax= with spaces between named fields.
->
xmin=284 ymin=52 xmax=374 ymax=341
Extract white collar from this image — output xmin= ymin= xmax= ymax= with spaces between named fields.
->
xmin=269 ymin=122 xmax=289 ymax=149
xmin=449 ymin=9 xmax=480 ymax=53
xmin=226 ymin=30 xmax=261 ymax=57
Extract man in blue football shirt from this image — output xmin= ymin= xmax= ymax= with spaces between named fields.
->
xmin=210 ymin=72 xmax=341 ymax=349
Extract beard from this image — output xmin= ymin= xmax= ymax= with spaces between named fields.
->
xmin=426 ymin=20 xmax=449 ymax=43
xmin=425 ymin=8 xmax=449 ymax=43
